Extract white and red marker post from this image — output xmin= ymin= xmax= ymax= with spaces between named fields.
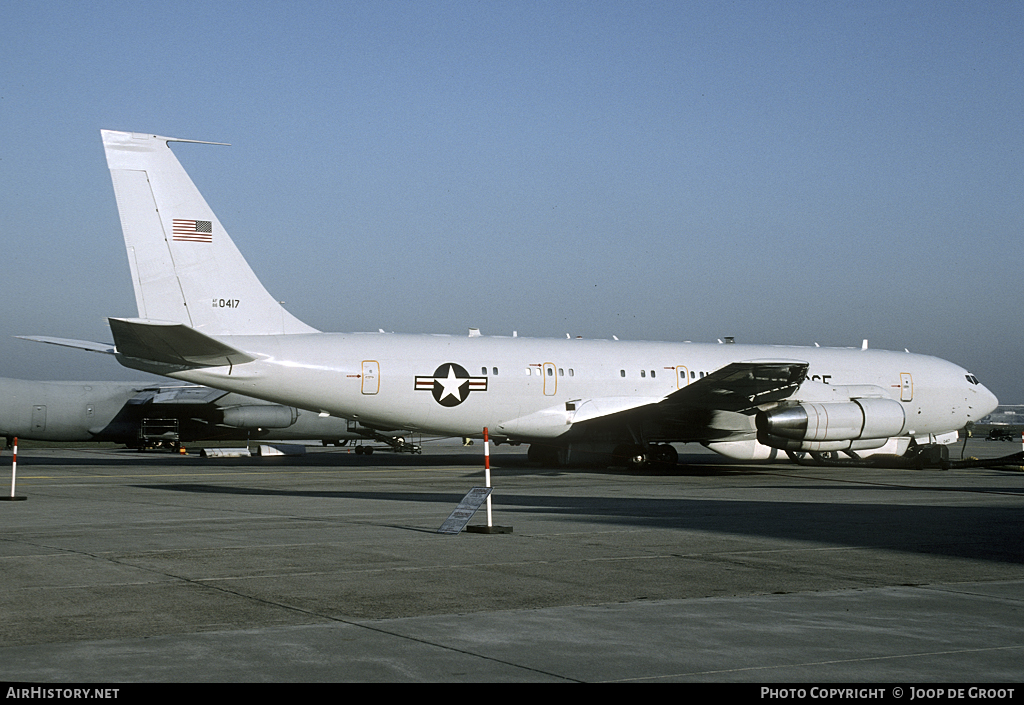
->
xmin=483 ymin=427 xmax=493 ymax=526
xmin=463 ymin=427 xmax=511 ymax=533
xmin=3 ymin=436 xmax=26 ymax=501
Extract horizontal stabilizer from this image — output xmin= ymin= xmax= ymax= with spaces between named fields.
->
xmin=16 ymin=336 xmax=116 ymax=355
xmin=108 ymin=318 xmax=255 ymax=367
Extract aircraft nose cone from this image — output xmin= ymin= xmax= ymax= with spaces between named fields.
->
xmin=971 ymin=383 xmax=999 ymax=420
xmin=979 ymin=385 xmax=999 ymax=418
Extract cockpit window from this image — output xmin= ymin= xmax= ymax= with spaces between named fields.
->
xmin=965 ymin=374 xmax=980 ymax=385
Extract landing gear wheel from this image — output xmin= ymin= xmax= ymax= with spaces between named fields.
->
xmin=652 ymin=444 xmax=678 ymax=465
xmin=613 ymin=444 xmax=648 ymax=470
xmin=904 ymin=443 xmax=950 ymax=469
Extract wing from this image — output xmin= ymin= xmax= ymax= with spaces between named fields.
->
xmin=660 ymin=360 xmax=809 ymax=413
xmin=568 ymin=360 xmax=809 ymax=442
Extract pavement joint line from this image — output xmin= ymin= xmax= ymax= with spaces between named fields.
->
xmin=6 ymin=535 xmax=582 ymax=682
xmin=751 ymin=469 xmax=1024 ymax=497
xmin=607 ymin=643 xmax=1024 ymax=682
xmin=917 ymin=582 xmax=1024 ymax=603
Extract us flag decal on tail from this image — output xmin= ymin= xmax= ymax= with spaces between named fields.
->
xmin=172 ymin=219 xmax=213 ymax=243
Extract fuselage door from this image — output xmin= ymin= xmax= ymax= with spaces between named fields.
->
xmin=543 ymin=363 xmax=557 ymax=396
xmin=900 ymin=372 xmax=913 ymax=402
xmin=675 ymin=366 xmax=690 ymax=389
xmin=362 ymin=360 xmax=380 ymax=395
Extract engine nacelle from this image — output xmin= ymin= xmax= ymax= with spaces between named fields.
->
xmin=706 ymin=439 xmax=784 ymax=461
xmin=755 ymin=398 xmax=906 ymax=451
xmin=707 ymin=435 xmax=912 ymax=460
xmin=220 ymin=405 xmax=298 ymax=429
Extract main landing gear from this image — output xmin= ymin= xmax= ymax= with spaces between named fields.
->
xmin=612 ymin=443 xmax=678 ymax=469
xmin=526 ymin=442 xmax=679 ymax=469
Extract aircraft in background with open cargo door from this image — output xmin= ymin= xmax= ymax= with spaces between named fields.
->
xmin=20 ymin=130 xmax=1000 ymax=468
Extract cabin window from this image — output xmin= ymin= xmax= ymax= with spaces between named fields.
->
xmin=620 ymin=370 xmax=626 ymax=377
xmin=481 ymin=367 xmax=487 ymax=375
xmin=546 ymin=367 xmax=553 ymax=376
xmin=568 ymin=369 xmax=574 ymax=377
xmin=640 ymin=370 xmax=646 ymax=378
xmin=650 ymin=370 xmax=656 ymax=378
xmin=558 ymin=368 xmax=564 ymax=376
xmin=493 ymin=367 xmax=498 ymax=375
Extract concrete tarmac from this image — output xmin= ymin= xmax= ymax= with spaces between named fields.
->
xmin=0 ymin=438 xmax=1021 ymax=682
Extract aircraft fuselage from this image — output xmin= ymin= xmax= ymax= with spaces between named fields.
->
xmin=133 ymin=334 xmax=993 ymax=443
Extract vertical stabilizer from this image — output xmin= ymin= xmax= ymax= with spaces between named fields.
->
xmin=102 ymin=130 xmax=317 ymax=335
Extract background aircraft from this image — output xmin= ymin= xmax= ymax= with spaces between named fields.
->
xmin=22 ymin=130 xmax=999 ymax=468
xmin=0 ymin=376 xmax=414 ymax=453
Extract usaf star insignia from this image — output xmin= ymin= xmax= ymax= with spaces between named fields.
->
xmin=415 ymin=363 xmax=487 ymax=407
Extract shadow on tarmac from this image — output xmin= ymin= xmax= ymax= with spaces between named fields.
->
xmin=130 ymin=481 xmax=1024 ymax=565
xmin=10 ymin=447 xmax=744 ymax=475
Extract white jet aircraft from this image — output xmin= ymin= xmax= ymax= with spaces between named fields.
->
xmin=23 ymin=130 xmax=1000 ymax=468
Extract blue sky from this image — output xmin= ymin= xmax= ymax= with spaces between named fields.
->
xmin=1 ymin=1 xmax=1022 ymax=402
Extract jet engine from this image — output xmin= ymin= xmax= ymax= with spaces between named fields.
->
xmin=220 ymin=405 xmax=299 ymax=429
xmin=755 ymin=397 xmax=906 ymax=452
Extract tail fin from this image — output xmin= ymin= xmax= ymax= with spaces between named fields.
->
xmin=101 ymin=130 xmax=317 ymax=335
